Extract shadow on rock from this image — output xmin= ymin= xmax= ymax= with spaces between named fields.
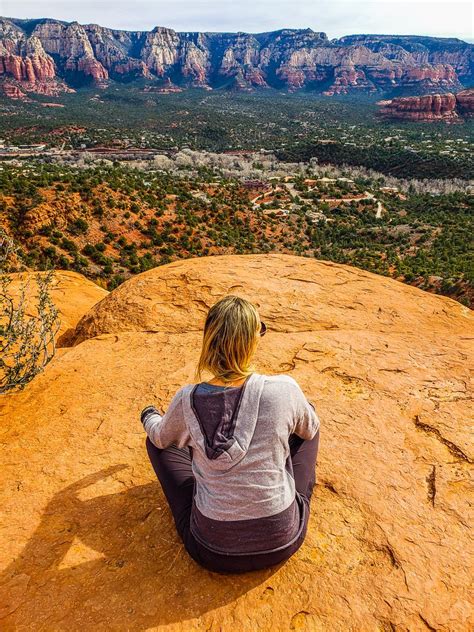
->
xmin=1 ymin=466 xmax=278 ymax=630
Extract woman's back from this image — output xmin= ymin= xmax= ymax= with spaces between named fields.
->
xmin=144 ymin=372 xmax=320 ymax=555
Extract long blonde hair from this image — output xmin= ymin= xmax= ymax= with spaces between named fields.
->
xmin=195 ymin=295 xmax=261 ymax=383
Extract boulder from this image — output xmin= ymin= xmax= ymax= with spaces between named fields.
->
xmin=70 ymin=253 xmax=469 ymax=343
xmin=0 ymin=254 xmax=472 ymax=630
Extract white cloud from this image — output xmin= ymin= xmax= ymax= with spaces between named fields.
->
xmin=2 ymin=0 xmax=473 ymax=39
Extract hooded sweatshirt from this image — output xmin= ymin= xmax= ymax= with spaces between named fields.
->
xmin=141 ymin=372 xmax=320 ymax=556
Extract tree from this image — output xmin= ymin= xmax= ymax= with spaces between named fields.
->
xmin=0 ymin=229 xmax=60 ymax=394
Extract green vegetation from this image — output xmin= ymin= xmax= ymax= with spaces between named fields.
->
xmin=277 ymin=138 xmax=474 ymax=180
xmin=1 ymin=162 xmax=472 ymax=305
xmin=0 ymin=87 xmax=471 ymax=305
xmin=0 ymin=229 xmax=60 ymax=393
xmin=1 ymin=88 xmax=472 ymax=179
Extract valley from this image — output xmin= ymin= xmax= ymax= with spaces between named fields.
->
xmin=1 ymin=20 xmax=472 ymax=308
xmin=1 ymin=158 xmax=472 ymax=305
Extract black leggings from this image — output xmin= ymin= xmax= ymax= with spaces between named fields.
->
xmin=146 ymin=430 xmax=320 ymax=573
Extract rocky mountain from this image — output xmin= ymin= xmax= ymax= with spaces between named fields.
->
xmin=378 ymin=88 xmax=474 ymax=121
xmin=1 ymin=254 xmax=472 ymax=630
xmin=1 ymin=17 xmax=473 ymax=98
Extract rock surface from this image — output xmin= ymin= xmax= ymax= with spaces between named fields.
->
xmin=1 ymin=254 xmax=472 ymax=631
xmin=0 ymin=19 xmax=73 ymax=96
xmin=1 ymin=17 xmax=472 ymax=95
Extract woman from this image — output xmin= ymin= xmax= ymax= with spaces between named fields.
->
xmin=141 ymin=295 xmax=320 ymax=573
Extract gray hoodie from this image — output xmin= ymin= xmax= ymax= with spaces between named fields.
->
xmin=142 ymin=372 xmax=320 ymax=554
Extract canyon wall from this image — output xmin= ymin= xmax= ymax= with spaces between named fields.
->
xmin=1 ymin=17 xmax=473 ymax=97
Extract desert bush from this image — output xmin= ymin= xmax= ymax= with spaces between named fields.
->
xmin=0 ymin=229 xmax=60 ymax=394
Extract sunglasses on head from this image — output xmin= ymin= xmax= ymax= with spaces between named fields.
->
xmin=260 ymin=321 xmax=267 ymax=337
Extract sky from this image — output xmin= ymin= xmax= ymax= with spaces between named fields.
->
xmin=2 ymin=0 xmax=473 ymax=41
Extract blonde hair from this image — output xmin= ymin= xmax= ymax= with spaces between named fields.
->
xmin=195 ymin=295 xmax=261 ymax=383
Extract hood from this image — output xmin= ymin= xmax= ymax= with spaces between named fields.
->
xmin=181 ymin=372 xmax=266 ymax=471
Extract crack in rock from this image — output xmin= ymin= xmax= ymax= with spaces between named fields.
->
xmin=419 ymin=614 xmax=438 ymax=631
xmin=414 ymin=416 xmax=472 ymax=463
xmin=426 ymin=465 xmax=436 ymax=507
xmin=282 ymin=275 xmax=323 ymax=287
xmin=321 ymin=480 xmax=339 ymax=494
xmin=373 ymin=541 xmax=409 ymax=591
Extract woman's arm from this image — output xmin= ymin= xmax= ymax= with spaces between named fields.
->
xmin=141 ymin=388 xmax=191 ymax=449
xmin=291 ymin=381 xmax=321 ymax=440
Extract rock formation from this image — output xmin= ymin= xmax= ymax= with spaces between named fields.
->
xmin=1 ymin=254 xmax=472 ymax=631
xmin=456 ymin=88 xmax=474 ymax=116
xmin=378 ymin=88 xmax=474 ymax=121
xmin=0 ymin=20 xmax=73 ymax=96
xmin=1 ymin=80 xmax=26 ymax=99
xmin=0 ymin=17 xmax=472 ymax=96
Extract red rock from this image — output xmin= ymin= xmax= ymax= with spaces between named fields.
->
xmin=0 ymin=48 xmax=69 ymax=97
xmin=0 ymin=54 xmax=56 ymax=82
xmin=30 ymin=80 xmax=74 ymax=96
xmin=456 ymin=89 xmax=474 ymax=117
xmin=0 ymin=18 xmax=470 ymax=95
xmin=243 ymin=68 xmax=268 ymax=87
xmin=0 ymin=254 xmax=472 ymax=630
xmin=402 ymin=64 xmax=457 ymax=86
xmin=74 ymin=56 xmax=109 ymax=84
xmin=329 ymin=66 xmax=376 ymax=94
xmin=6 ymin=271 xmax=108 ymax=344
xmin=1 ymin=81 xmax=26 ymax=99
xmin=113 ymin=59 xmax=152 ymax=79
xmin=378 ymin=91 xmax=468 ymax=122
xmin=277 ymin=67 xmax=307 ymax=90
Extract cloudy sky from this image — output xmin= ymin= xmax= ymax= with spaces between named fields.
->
xmin=2 ymin=1 xmax=473 ymax=40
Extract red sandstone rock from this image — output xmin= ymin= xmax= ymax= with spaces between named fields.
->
xmin=1 ymin=18 xmax=469 ymax=96
xmin=6 ymin=270 xmax=108 ymax=343
xmin=113 ymin=59 xmax=152 ymax=79
xmin=244 ymin=68 xmax=268 ymax=87
xmin=328 ymin=65 xmax=376 ymax=94
xmin=0 ymin=254 xmax=472 ymax=630
xmin=0 ymin=45 xmax=73 ymax=97
xmin=1 ymin=81 xmax=26 ymax=99
xmin=28 ymin=80 xmax=75 ymax=96
xmin=378 ymin=91 xmax=471 ymax=122
xmin=0 ymin=53 xmax=55 ymax=82
xmin=456 ymin=88 xmax=474 ymax=117
xmin=402 ymin=64 xmax=457 ymax=86
xmin=64 ymin=55 xmax=108 ymax=85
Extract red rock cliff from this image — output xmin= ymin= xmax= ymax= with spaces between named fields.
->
xmin=378 ymin=89 xmax=474 ymax=121
xmin=1 ymin=17 xmax=472 ymax=96
xmin=456 ymin=88 xmax=474 ymax=116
